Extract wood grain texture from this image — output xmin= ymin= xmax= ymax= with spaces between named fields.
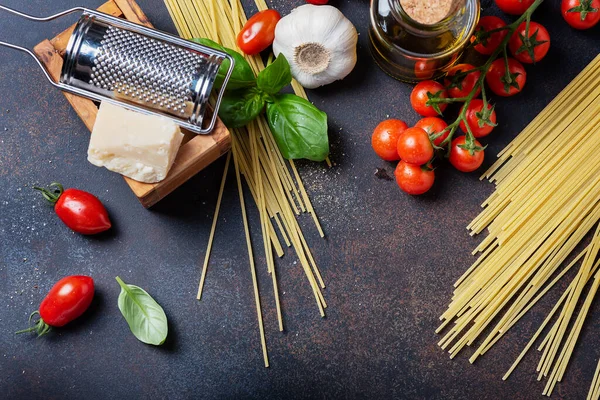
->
xmin=112 ymin=0 xmax=152 ymax=26
xmin=33 ymin=0 xmax=231 ymax=208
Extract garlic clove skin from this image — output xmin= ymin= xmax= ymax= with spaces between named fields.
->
xmin=273 ymin=4 xmax=358 ymax=89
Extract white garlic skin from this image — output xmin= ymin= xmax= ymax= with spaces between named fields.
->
xmin=273 ymin=4 xmax=358 ymax=89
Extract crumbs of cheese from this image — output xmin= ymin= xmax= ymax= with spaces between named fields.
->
xmin=87 ymin=102 xmax=184 ymax=183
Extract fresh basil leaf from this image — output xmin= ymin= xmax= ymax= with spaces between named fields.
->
xmin=192 ymin=38 xmax=255 ymax=90
xmin=218 ymin=88 xmax=266 ymax=128
xmin=116 ymin=277 xmax=168 ymax=346
xmin=266 ymin=94 xmax=329 ymax=161
xmin=257 ymin=54 xmax=293 ymax=95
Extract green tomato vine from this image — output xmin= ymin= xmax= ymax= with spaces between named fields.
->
xmin=427 ymin=0 xmax=546 ymax=155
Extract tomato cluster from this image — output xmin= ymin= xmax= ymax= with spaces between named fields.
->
xmin=371 ymin=0 xmax=566 ymax=196
xmin=372 ymin=120 xmax=436 ymax=195
xmin=494 ymin=0 xmax=598 ymax=31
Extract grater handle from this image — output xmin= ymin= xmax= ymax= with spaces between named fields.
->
xmin=0 ymin=5 xmax=84 ymax=21
xmin=0 ymin=5 xmax=85 ymax=87
xmin=0 ymin=39 xmax=59 ymax=88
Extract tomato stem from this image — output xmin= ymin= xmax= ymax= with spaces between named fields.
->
xmin=33 ymin=182 xmax=64 ymax=204
xmin=430 ymin=0 xmax=545 ymax=153
xmin=15 ymin=311 xmax=52 ymax=337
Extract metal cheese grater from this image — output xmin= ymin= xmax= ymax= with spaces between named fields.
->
xmin=0 ymin=5 xmax=234 ymax=134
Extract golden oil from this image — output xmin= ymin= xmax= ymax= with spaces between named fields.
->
xmin=369 ymin=0 xmax=480 ymax=82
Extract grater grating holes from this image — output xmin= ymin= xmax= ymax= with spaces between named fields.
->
xmin=89 ymin=26 xmax=208 ymax=115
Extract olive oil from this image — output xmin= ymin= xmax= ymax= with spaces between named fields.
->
xmin=369 ymin=0 xmax=480 ymax=82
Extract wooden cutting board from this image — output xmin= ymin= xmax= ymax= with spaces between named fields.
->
xmin=33 ymin=0 xmax=231 ymax=208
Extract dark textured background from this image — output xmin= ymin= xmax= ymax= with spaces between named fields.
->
xmin=1 ymin=0 xmax=599 ymax=399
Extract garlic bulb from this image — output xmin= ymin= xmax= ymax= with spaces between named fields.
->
xmin=273 ymin=5 xmax=358 ymax=89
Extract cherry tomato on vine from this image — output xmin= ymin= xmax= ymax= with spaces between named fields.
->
xmin=16 ymin=276 xmax=95 ymax=337
xmin=414 ymin=117 xmax=449 ymax=147
xmin=396 ymin=127 xmax=434 ymax=165
xmin=486 ymin=58 xmax=527 ymax=97
xmin=410 ymin=80 xmax=448 ymax=117
xmin=459 ymin=99 xmax=497 ymax=138
xmin=237 ymin=10 xmax=281 ymax=55
xmin=562 ymin=0 xmax=600 ymax=29
xmin=495 ymin=0 xmax=535 ymax=15
xmin=471 ymin=16 xmax=509 ymax=55
xmin=306 ymin=0 xmax=329 ymax=4
xmin=444 ymin=63 xmax=482 ymax=99
xmin=371 ymin=119 xmax=409 ymax=161
xmin=508 ymin=21 xmax=551 ymax=64
xmin=35 ymin=182 xmax=111 ymax=235
xmin=394 ymin=161 xmax=435 ymax=195
xmin=449 ymin=137 xmax=485 ymax=172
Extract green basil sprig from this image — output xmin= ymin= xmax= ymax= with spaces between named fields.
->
xmin=257 ymin=53 xmax=293 ymax=95
xmin=195 ymin=38 xmax=329 ymax=162
xmin=219 ymin=88 xmax=267 ymax=128
xmin=116 ymin=277 xmax=168 ymax=346
xmin=266 ymin=94 xmax=328 ymax=161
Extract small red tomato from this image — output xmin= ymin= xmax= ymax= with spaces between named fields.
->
xmin=237 ymin=10 xmax=281 ymax=55
xmin=306 ymin=0 xmax=329 ymax=4
xmin=414 ymin=60 xmax=437 ymax=80
xmin=486 ymin=58 xmax=527 ymax=97
xmin=396 ymin=127 xmax=434 ymax=165
xmin=444 ymin=63 xmax=482 ymax=99
xmin=371 ymin=119 xmax=409 ymax=161
xmin=414 ymin=117 xmax=449 ymax=147
xmin=471 ymin=16 xmax=509 ymax=55
xmin=410 ymin=80 xmax=448 ymax=117
xmin=562 ymin=0 xmax=600 ymax=29
xmin=495 ymin=0 xmax=535 ymax=15
xmin=394 ymin=161 xmax=435 ymax=195
xmin=460 ymin=100 xmax=497 ymax=138
xmin=35 ymin=182 xmax=111 ymax=235
xmin=449 ymin=136 xmax=485 ymax=172
xmin=508 ymin=21 xmax=551 ymax=64
xmin=17 ymin=276 xmax=95 ymax=336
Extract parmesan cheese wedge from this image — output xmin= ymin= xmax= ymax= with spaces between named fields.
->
xmin=87 ymin=102 xmax=184 ymax=183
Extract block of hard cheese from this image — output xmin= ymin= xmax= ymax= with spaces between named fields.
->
xmin=88 ymin=102 xmax=184 ymax=183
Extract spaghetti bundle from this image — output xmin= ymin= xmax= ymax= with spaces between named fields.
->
xmin=438 ymin=54 xmax=600 ymax=396
xmin=164 ymin=0 xmax=328 ymax=367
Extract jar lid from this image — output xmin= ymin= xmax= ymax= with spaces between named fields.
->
xmin=400 ymin=0 xmax=465 ymax=25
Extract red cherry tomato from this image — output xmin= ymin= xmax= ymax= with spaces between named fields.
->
xmin=17 ymin=276 xmax=95 ymax=336
xmin=495 ymin=0 xmax=535 ymax=15
xmin=444 ymin=63 xmax=482 ymax=98
xmin=471 ymin=16 xmax=509 ymax=55
xmin=396 ymin=127 xmax=434 ymax=165
xmin=35 ymin=182 xmax=111 ymax=235
xmin=414 ymin=117 xmax=449 ymax=147
xmin=410 ymin=80 xmax=448 ymax=117
xmin=306 ymin=0 xmax=329 ymax=4
xmin=394 ymin=161 xmax=435 ymax=195
xmin=508 ymin=21 xmax=551 ymax=64
xmin=371 ymin=119 xmax=409 ymax=161
xmin=414 ymin=60 xmax=437 ymax=80
xmin=237 ymin=10 xmax=281 ymax=55
xmin=562 ymin=0 xmax=600 ymax=29
xmin=486 ymin=58 xmax=527 ymax=97
xmin=449 ymin=136 xmax=485 ymax=172
xmin=459 ymin=99 xmax=497 ymax=138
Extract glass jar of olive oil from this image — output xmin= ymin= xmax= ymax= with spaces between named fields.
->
xmin=369 ymin=0 xmax=480 ymax=82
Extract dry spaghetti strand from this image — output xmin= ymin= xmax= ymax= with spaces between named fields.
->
xmin=165 ymin=0 xmax=329 ymax=366
xmin=437 ymin=54 xmax=600 ymax=395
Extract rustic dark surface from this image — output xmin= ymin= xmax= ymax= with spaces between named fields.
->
xmin=1 ymin=0 xmax=599 ymax=399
